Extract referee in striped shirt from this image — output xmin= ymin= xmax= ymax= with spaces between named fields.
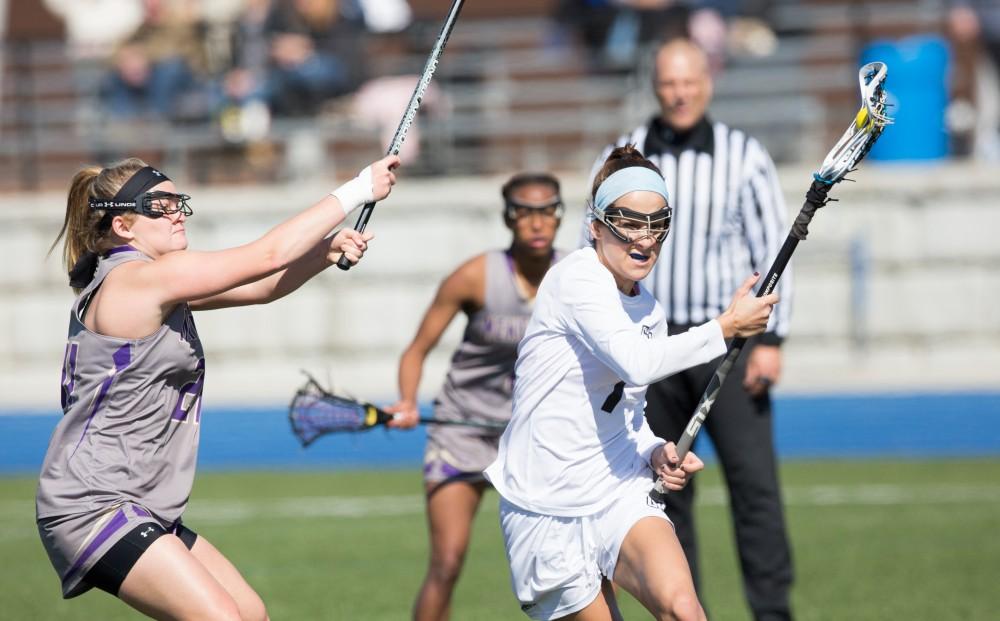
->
xmin=583 ymin=38 xmax=794 ymax=621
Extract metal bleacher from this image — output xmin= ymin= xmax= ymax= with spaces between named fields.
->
xmin=0 ymin=0 xmax=948 ymax=191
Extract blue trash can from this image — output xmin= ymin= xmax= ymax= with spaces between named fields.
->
xmin=860 ymin=35 xmax=950 ymax=161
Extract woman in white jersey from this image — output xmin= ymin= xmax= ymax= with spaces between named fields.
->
xmin=37 ymin=154 xmax=398 ymax=620
xmin=386 ymin=173 xmax=565 ymax=621
xmin=484 ymin=145 xmax=778 ymax=621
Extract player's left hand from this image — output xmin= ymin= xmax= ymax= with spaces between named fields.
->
xmin=652 ymin=442 xmax=704 ymax=491
xmin=329 ymin=229 xmax=373 ymax=266
xmin=744 ymin=344 xmax=781 ymax=397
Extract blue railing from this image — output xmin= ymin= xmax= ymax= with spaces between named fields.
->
xmin=3 ymin=391 xmax=999 ymax=474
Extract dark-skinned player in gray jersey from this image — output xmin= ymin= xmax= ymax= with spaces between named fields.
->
xmin=386 ymin=173 xmax=566 ymax=621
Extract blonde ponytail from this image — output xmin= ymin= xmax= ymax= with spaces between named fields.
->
xmin=49 ymin=158 xmax=148 ymax=291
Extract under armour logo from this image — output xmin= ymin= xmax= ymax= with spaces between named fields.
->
xmin=139 ymin=527 xmax=155 ymax=538
xmin=151 ymin=169 xmax=163 ymax=177
xmin=642 ymin=325 xmax=653 ymax=339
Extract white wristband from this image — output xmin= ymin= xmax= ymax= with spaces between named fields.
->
xmin=330 ymin=166 xmax=374 ymax=217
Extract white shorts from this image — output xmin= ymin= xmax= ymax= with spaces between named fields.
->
xmin=498 ymin=477 xmax=671 ymax=620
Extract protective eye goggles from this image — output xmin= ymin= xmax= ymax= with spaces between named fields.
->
xmin=597 ymin=204 xmax=673 ymax=244
xmin=88 ymin=165 xmax=193 ymax=228
xmin=504 ymin=197 xmax=565 ymax=221
xmin=89 ymin=191 xmax=193 ymax=219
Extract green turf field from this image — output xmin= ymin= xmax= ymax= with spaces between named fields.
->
xmin=3 ymin=459 xmax=999 ymax=620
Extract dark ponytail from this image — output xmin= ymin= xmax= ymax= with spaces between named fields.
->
xmin=590 ymin=144 xmax=662 ymax=200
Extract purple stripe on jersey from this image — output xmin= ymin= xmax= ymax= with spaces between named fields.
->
xmin=63 ymin=507 xmax=128 ymax=584
xmin=70 ymin=343 xmax=132 ymax=458
xmin=104 ymin=245 xmax=134 ymax=257
xmin=60 ymin=342 xmax=79 ymax=410
xmin=133 ymin=506 xmax=151 ymax=518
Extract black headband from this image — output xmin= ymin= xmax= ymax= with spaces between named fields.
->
xmin=89 ymin=166 xmax=170 ymax=212
xmin=502 ymin=172 xmax=561 ymax=203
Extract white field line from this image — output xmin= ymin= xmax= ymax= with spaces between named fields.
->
xmin=3 ymin=484 xmax=999 ymax=538
xmin=699 ymin=483 xmax=1000 ymax=507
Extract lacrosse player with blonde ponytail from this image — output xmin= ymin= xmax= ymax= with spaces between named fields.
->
xmin=485 ymin=145 xmax=777 ymax=621
xmin=36 ymin=154 xmax=398 ymax=620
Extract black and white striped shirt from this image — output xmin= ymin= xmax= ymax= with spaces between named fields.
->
xmin=583 ymin=116 xmax=791 ymax=344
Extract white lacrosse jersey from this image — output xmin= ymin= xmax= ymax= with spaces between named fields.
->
xmin=484 ymin=247 xmax=726 ymax=516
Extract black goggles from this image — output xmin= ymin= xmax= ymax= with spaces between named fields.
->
xmin=90 ymin=191 xmax=193 ymax=219
xmin=504 ymin=198 xmax=565 ymax=220
xmin=601 ymin=204 xmax=673 ymax=243
xmin=88 ymin=165 xmax=192 ymax=226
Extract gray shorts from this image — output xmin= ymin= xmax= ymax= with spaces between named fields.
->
xmin=423 ymin=421 xmax=505 ymax=484
xmin=38 ymin=502 xmax=182 ymax=598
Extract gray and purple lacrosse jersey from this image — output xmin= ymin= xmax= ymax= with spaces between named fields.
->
xmin=424 ymin=249 xmax=562 ymax=482
xmin=35 ymin=247 xmax=205 ymax=597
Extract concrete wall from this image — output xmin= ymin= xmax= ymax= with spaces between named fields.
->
xmin=2 ymin=162 xmax=998 ymax=410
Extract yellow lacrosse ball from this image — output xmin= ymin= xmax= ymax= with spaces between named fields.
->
xmin=365 ymin=405 xmax=379 ymax=427
xmin=855 ymin=106 xmax=869 ymax=129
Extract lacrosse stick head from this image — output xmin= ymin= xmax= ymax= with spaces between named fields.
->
xmin=815 ymin=61 xmax=892 ymax=185
xmin=288 ymin=374 xmax=388 ymax=447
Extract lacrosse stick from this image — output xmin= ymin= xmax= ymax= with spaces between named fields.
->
xmin=653 ymin=62 xmax=892 ymax=494
xmin=337 ymin=0 xmax=466 ymax=270
xmin=289 ymin=373 xmax=506 ymax=447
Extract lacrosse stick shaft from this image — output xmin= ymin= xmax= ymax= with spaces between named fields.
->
xmin=675 ymin=180 xmax=830 ymax=460
xmin=417 ymin=417 xmax=506 ymax=430
xmin=365 ymin=410 xmax=506 ymax=431
xmin=370 ymin=408 xmax=506 ymax=430
xmin=652 ymin=181 xmax=832 ymax=495
xmin=337 ymin=0 xmax=466 ymax=271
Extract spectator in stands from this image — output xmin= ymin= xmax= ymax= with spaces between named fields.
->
xmin=555 ymin=0 xmax=690 ymax=68
xmin=552 ymin=0 xmax=615 ymax=61
xmin=555 ymin=0 xmax=775 ymax=72
xmin=261 ymin=0 xmax=368 ymax=117
xmin=44 ymin=0 xmax=147 ymax=125
xmin=356 ymin=0 xmax=411 ymax=34
xmin=97 ymin=0 xmax=212 ymax=121
xmin=214 ymin=0 xmax=275 ymax=142
xmin=346 ymin=8 xmax=443 ymax=166
xmin=43 ymin=0 xmax=145 ymax=63
xmin=948 ymin=0 xmax=1000 ymax=161
xmin=723 ymin=0 xmax=777 ymax=61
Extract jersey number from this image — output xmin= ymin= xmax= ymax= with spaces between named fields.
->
xmin=601 ymin=381 xmax=625 ymax=413
xmin=171 ymin=359 xmax=205 ymax=424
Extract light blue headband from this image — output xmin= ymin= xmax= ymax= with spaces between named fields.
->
xmin=593 ymin=166 xmax=670 ymax=215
